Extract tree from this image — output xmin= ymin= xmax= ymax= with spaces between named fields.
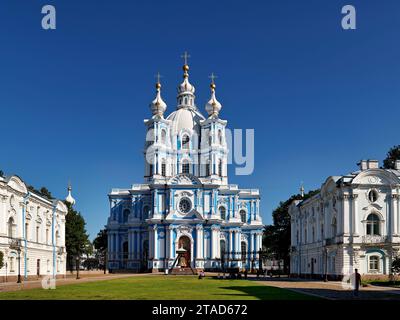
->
xmin=0 ymin=251 xmax=4 ymax=269
xmin=383 ymin=145 xmax=400 ymax=169
xmin=65 ymin=202 xmax=90 ymax=279
xmin=39 ymin=187 xmax=53 ymax=200
xmin=263 ymin=189 xmax=319 ymax=274
xmin=0 ymin=170 xmax=4 ymax=178
xmin=82 ymin=257 xmax=99 ymax=270
xmin=392 ymin=257 xmax=400 ymax=283
xmin=93 ymin=229 xmax=108 ymax=273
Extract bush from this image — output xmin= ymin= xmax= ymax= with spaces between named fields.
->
xmin=0 ymin=251 xmax=4 ymax=269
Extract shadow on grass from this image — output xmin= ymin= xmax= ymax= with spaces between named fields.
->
xmin=214 ymin=285 xmax=318 ymax=300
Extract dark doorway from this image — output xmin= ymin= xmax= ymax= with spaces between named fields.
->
xmin=178 ymin=236 xmax=191 ymax=266
xmin=123 ymin=241 xmax=128 ymax=268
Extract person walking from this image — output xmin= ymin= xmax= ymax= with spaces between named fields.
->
xmin=353 ymin=269 xmax=362 ymax=297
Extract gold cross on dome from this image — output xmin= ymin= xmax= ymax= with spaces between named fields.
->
xmin=208 ymin=72 xmax=218 ymax=84
xmin=181 ymin=51 xmax=191 ymax=65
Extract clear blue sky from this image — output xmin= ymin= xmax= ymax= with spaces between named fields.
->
xmin=1 ymin=0 xmax=400 ymax=239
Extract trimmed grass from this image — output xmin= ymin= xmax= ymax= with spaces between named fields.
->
xmin=0 ymin=276 xmax=318 ymax=300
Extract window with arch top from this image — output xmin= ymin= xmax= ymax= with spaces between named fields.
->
xmin=182 ymin=161 xmax=190 ymax=174
xmin=218 ymin=130 xmax=223 ymax=145
xmin=366 ymin=213 xmax=380 ymax=235
xmin=218 ymin=160 xmax=223 ymax=177
xmin=219 ymin=207 xmax=226 ymax=220
xmin=143 ymin=206 xmax=150 ymax=220
xmin=161 ymin=160 xmax=166 ymax=176
xmin=182 ymin=135 xmax=190 ymax=150
xmin=161 ymin=129 xmax=167 ymax=144
xmin=123 ymin=209 xmax=130 ymax=223
xmin=331 ymin=217 xmax=337 ymax=237
xmin=240 ymin=210 xmax=246 ymax=223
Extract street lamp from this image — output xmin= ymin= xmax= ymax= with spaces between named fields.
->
xmin=76 ymin=256 xmax=80 ymax=279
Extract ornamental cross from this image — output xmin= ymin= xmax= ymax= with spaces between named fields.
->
xmin=155 ymin=72 xmax=163 ymax=83
xmin=209 ymin=72 xmax=218 ymax=84
xmin=181 ymin=51 xmax=191 ymax=65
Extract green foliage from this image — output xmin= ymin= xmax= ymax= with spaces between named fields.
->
xmin=392 ymin=257 xmax=400 ymax=275
xmin=383 ymin=145 xmax=400 ymax=169
xmin=82 ymin=257 xmax=99 ymax=270
xmin=263 ymin=189 xmax=319 ymax=273
xmin=93 ymin=229 xmax=107 ymax=252
xmin=0 ymin=251 xmax=4 ymax=269
xmin=0 ymin=170 xmax=4 ymax=178
xmin=93 ymin=229 xmax=107 ymax=270
xmin=27 ymin=185 xmax=54 ymax=200
xmin=65 ymin=202 xmax=90 ymax=270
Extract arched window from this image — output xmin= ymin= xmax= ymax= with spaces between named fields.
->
xmin=182 ymin=135 xmax=190 ymax=150
xmin=369 ymin=255 xmax=379 ymax=272
xmin=312 ymin=226 xmax=315 ymax=242
xmin=241 ymin=241 xmax=247 ymax=264
xmin=149 ymin=164 xmax=153 ymax=176
xmin=218 ymin=130 xmax=223 ymax=145
xmin=331 ymin=217 xmax=337 ymax=237
xmin=8 ymin=217 xmax=14 ymax=238
xmin=123 ymin=241 xmax=128 ymax=262
xmin=240 ymin=210 xmax=246 ymax=223
xmin=366 ymin=213 xmax=380 ymax=235
xmin=161 ymin=160 xmax=166 ymax=176
xmin=209 ymin=134 xmax=212 ymax=146
xmin=219 ymin=207 xmax=226 ymax=220
xmin=182 ymin=161 xmax=190 ymax=174
xmin=123 ymin=209 xmax=130 ymax=223
xmin=161 ymin=129 xmax=166 ymax=144
xmin=143 ymin=206 xmax=150 ymax=220
xmin=218 ymin=160 xmax=223 ymax=177
xmin=55 ymin=230 xmax=59 ymax=246
xmin=205 ymin=162 xmax=210 ymax=177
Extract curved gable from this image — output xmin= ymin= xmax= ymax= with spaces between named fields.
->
xmin=352 ymin=169 xmax=400 ymax=186
xmin=7 ymin=175 xmax=28 ymax=194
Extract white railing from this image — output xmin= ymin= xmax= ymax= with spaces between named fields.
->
xmin=362 ymin=235 xmax=387 ymax=243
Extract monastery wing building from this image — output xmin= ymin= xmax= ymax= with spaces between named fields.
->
xmin=106 ymin=59 xmax=263 ymax=273
xmin=289 ymin=160 xmax=400 ymax=280
xmin=0 ymin=175 xmax=68 ymax=281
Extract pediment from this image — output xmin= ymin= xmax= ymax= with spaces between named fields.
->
xmin=7 ymin=176 xmax=27 ymax=194
xmin=168 ymin=174 xmax=201 ymax=185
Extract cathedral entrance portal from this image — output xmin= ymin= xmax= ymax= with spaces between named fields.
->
xmin=178 ymin=236 xmax=191 ymax=267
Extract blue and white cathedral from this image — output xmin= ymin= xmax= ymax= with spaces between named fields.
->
xmin=106 ymin=57 xmax=263 ymax=272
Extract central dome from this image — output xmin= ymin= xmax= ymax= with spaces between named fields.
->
xmin=166 ymin=107 xmax=205 ymax=135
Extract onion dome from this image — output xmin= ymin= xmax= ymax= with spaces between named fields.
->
xmin=65 ymin=183 xmax=75 ymax=206
xmin=178 ymin=64 xmax=195 ymax=95
xmin=205 ymin=75 xmax=222 ymax=118
xmin=149 ymin=78 xmax=167 ymax=118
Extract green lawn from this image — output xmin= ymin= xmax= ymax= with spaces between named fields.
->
xmin=0 ymin=276 xmax=317 ymax=300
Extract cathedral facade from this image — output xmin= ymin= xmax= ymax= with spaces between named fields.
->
xmin=106 ymin=59 xmax=263 ymax=272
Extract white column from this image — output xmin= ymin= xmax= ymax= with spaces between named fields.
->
xmin=229 ymin=230 xmax=233 ymax=260
xmin=397 ymin=195 xmax=400 ymax=236
xmin=196 ymin=226 xmax=203 ymax=259
xmin=154 ymin=225 xmax=158 ymax=260
xmin=250 ymin=233 xmax=254 ymax=259
xmin=0 ymin=195 xmax=6 ymax=234
xmin=391 ymin=195 xmax=398 ymax=236
xmin=216 ymin=228 xmax=220 ymax=259
xmin=352 ymin=194 xmax=359 ymax=235
xmin=169 ymin=226 xmax=174 ymax=259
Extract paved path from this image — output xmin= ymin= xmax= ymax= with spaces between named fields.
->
xmin=253 ymin=277 xmax=400 ymax=300
xmin=0 ymin=273 xmax=159 ymax=293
